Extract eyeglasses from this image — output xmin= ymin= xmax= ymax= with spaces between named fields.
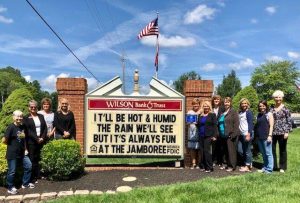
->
xmin=30 ymin=106 xmax=37 ymax=109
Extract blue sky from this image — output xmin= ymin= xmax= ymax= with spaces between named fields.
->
xmin=0 ymin=0 xmax=300 ymax=93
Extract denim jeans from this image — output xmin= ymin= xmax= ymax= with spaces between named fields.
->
xmin=7 ymin=156 xmax=32 ymax=189
xmin=238 ymin=135 xmax=253 ymax=166
xmin=258 ymin=139 xmax=273 ymax=172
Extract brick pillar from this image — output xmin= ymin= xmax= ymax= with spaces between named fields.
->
xmin=56 ymin=78 xmax=87 ymax=150
xmin=183 ymin=80 xmax=214 ymax=167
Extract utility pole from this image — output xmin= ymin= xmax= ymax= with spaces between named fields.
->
xmin=121 ymin=52 xmax=126 ymax=93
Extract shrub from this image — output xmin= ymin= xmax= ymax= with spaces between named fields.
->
xmin=0 ymin=143 xmax=7 ymax=186
xmin=40 ymin=140 xmax=85 ymax=180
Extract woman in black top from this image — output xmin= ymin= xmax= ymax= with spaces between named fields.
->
xmin=197 ymin=101 xmax=218 ymax=172
xmin=54 ymin=98 xmax=76 ymax=139
xmin=23 ymin=100 xmax=47 ymax=183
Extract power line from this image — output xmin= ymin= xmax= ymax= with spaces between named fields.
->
xmin=25 ymin=0 xmax=100 ymax=83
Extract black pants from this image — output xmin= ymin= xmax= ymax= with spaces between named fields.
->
xmin=27 ymin=144 xmax=42 ymax=182
xmin=212 ymin=137 xmax=224 ymax=165
xmin=200 ymin=137 xmax=213 ymax=170
xmin=272 ymin=135 xmax=287 ymax=170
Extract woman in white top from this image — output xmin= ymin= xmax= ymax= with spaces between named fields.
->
xmin=38 ymin=98 xmax=55 ymax=140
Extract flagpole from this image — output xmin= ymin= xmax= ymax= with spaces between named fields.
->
xmin=155 ymin=11 xmax=159 ymax=78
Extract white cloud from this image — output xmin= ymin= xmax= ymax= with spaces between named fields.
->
xmin=287 ymin=51 xmax=300 ymax=59
xmin=184 ymin=5 xmax=216 ymax=24
xmin=86 ymin=77 xmax=100 ymax=91
xmin=24 ymin=75 xmax=32 ymax=82
xmin=41 ymin=73 xmax=70 ymax=92
xmin=265 ymin=55 xmax=284 ymax=62
xmin=265 ymin=6 xmax=277 ymax=15
xmin=217 ymin=1 xmax=226 ymax=7
xmin=228 ymin=58 xmax=255 ymax=70
xmin=202 ymin=63 xmax=217 ymax=72
xmin=250 ymin=18 xmax=258 ymax=24
xmin=141 ymin=34 xmax=196 ymax=48
xmin=0 ymin=6 xmax=7 ymax=13
xmin=0 ymin=15 xmax=13 ymax=24
xmin=229 ymin=41 xmax=237 ymax=48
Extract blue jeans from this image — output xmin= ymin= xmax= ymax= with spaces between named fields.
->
xmin=7 ymin=156 xmax=32 ymax=189
xmin=238 ymin=135 xmax=253 ymax=166
xmin=258 ymin=139 xmax=273 ymax=172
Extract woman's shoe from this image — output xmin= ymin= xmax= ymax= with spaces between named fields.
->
xmin=239 ymin=166 xmax=251 ymax=172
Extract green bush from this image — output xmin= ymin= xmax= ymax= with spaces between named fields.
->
xmin=40 ymin=140 xmax=85 ymax=180
xmin=0 ymin=143 xmax=7 ymax=186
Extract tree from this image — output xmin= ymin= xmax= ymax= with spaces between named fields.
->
xmin=217 ymin=70 xmax=242 ymax=98
xmin=232 ymin=86 xmax=259 ymax=116
xmin=0 ymin=87 xmax=34 ymax=137
xmin=173 ymin=71 xmax=201 ymax=94
xmin=0 ymin=67 xmax=28 ymax=109
xmin=250 ymin=61 xmax=300 ymax=112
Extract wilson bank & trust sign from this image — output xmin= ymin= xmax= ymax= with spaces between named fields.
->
xmin=85 ymin=98 xmax=184 ymax=158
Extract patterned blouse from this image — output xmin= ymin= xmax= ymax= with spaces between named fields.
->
xmin=270 ymin=105 xmax=292 ymax=135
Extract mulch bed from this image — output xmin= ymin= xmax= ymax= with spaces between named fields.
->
xmin=0 ymin=166 xmax=250 ymax=196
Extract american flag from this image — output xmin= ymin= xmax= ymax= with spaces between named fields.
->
xmin=137 ymin=18 xmax=159 ymax=39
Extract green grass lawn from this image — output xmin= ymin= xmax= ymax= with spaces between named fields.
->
xmin=51 ymin=129 xmax=300 ymax=203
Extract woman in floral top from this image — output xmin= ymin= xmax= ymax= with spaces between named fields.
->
xmin=270 ymin=90 xmax=292 ymax=173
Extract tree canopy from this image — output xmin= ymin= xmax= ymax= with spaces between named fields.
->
xmin=232 ymin=86 xmax=259 ymax=116
xmin=173 ymin=71 xmax=201 ymax=94
xmin=217 ymin=70 xmax=241 ymax=98
xmin=250 ymin=61 xmax=300 ymax=111
xmin=0 ymin=87 xmax=34 ymax=137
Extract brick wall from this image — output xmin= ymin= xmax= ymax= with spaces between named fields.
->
xmin=183 ymin=80 xmax=214 ymax=167
xmin=56 ymin=78 xmax=87 ymax=149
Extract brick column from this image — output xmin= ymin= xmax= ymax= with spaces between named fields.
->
xmin=56 ymin=78 xmax=87 ymax=149
xmin=183 ymin=80 xmax=214 ymax=167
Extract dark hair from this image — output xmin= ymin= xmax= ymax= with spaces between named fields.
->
xmin=211 ymin=95 xmax=222 ymax=107
xmin=258 ymin=100 xmax=269 ymax=112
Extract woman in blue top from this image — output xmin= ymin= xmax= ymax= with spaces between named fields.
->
xmin=197 ymin=101 xmax=217 ymax=172
xmin=255 ymin=100 xmax=274 ymax=173
xmin=238 ymin=98 xmax=254 ymax=172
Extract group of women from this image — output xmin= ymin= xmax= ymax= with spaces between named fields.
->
xmin=187 ymin=90 xmax=292 ymax=173
xmin=23 ymin=97 xmax=76 ymax=183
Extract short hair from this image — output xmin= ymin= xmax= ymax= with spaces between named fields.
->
xmin=192 ymin=98 xmax=200 ymax=105
xmin=239 ymin=98 xmax=251 ymax=110
xmin=28 ymin=100 xmax=38 ymax=107
xmin=258 ymin=100 xmax=269 ymax=112
xmin=201 ymin=100 xmax=212 ymax=114
xmin=58 ymin=98 xmax=71 ymax=112
xmin=272 ymin=90 xmax=284 ymax=98
xmin=224 ymin=97 xmax=232 ymax=107
xmin=13 ymin=110 xmax=23 ymax=117
xmin=41 ymin=98 xmax=52 ymax=108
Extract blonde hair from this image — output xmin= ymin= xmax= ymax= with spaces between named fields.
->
xmin=57 ymin=98 xmax=71 ymax=112
xmin=13 ymin=110 xmax=23 ymax=117
xmin=201 ymin=100 xmax=212 ymax=115
xmin=192 ymin=98 xmax=200 ymax=105
xmin=239 ymin=98 xmax=250 ymax=110
xmin=272 ymin=90 xmax=284 ymax=98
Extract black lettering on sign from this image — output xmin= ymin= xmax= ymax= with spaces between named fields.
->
xmin=93 ymin=134 xmax=108 ymax=143
xmin=160 ymin=125 xmax=173 ymax=133
xmin=161 ymin=135 xmax=176 ymax=143
xmin=111 ymin=145 xmax=125 ymax=153
xmin=116 ymin=114 xmax=125 ymax=122
xmin=115 ymin=124 xmax=133 ymax=132
xmin=152 ymin=114 xmax=176 ymax=123
xmin=97 ymin=124 xmax=111 ymax=132
xmin=128 ymin=114 xmax=142 ymax=122
xmin=98 ymin=145 xmax=109 ymax=153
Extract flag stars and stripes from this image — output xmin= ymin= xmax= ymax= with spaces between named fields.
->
xmin=137 ymin=18 xmax=159 ymax=39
